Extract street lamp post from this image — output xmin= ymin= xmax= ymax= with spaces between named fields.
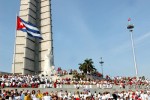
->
xmin=99 ymin=57 xmax=104 ymax=77
xmin=127 ymin=18 xmax=138 ymax=79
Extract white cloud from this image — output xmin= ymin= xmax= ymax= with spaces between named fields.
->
xmin=111 ymin=32 xmax=150 ymax=54
xmin=136 ymin=32 xmax=150 ymax=44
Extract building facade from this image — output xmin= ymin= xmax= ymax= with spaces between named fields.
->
xmin=12 ymin=0 xmax=54 ymax=75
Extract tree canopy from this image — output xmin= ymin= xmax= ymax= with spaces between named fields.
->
xmin=79 ymin=58 xmax=97 ymax=74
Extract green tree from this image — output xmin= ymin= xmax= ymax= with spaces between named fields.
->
xmin=79 ymin=59 xmax=96 ymax=74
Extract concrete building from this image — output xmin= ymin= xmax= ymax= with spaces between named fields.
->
xmin=12 ymin=0 xmax=54 ymax=75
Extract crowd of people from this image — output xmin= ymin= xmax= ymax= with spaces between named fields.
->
xmin=0 ymin=89 xmax=150 ymax=100
xmin=0 ymin=74 xmax=150 ymax=99
xmin=0 ymin=74 xmax=150 ymax=89
xmin=0 ymin=75 xmax=41 ymax=88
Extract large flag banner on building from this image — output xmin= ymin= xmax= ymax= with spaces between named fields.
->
xmin=17 ymin=16 xmax=43 ymax=39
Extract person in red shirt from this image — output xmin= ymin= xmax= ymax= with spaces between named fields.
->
xmin=54 ymin=82 xmax=57 ymax=88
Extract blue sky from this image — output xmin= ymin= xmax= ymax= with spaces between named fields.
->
xmin=0 ymin=0 xmax=150 ymax=78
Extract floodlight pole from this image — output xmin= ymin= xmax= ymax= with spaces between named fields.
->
xmin=127 ymin=19 xmax=138 ymax=79
xmin=99 ymin=57 xmax=104 ymax=77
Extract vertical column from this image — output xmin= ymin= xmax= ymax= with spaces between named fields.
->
xmin=12 ymin=0 xmax=29 ymax=74
xmin=12 ymin=0 xmax=39 ymax=74
xmin=38 ymin=0 xmax=53 ymax=73
xmin=23 ymin=0 xmax=38 ymax=74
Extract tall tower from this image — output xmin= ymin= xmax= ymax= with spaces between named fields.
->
xmin=12 ymin=0 xmax=54 ymax=75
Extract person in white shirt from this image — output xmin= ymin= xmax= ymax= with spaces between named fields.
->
xmin=96 ymin=82 xmax=99 ymax=88
xmin=88 ymin=91 xmax=91 ymax=97
xmin=140 ymin=91 xmax=145 ymax=100
xmin=143 ymin=91 xmax=149 ymax=100
xmin=101 ymin=93 xmax=106 ymax=100
xmin=14 ymin=92 xmax=21 ymax=100
xmin=43 ymin=92 xmax=51 ymax=100
xmin=31 ymin=90 xmax=38 ymax=100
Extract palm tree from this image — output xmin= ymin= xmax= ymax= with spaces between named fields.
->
xmin=79 ymin=59 xmax=97 ymax=74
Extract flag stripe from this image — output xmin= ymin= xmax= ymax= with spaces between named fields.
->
xmin=26 ymin=30 xmax=42 ymax=37
xmin=26 ymin=27 xmax=40 ymax=34
xmin=22 ymin=21 xmax=39 ymax=31
xmin=21 ymin=28 xmax=43 ymax=39
xmin=27 ymin=33 xmax=43 ymax=39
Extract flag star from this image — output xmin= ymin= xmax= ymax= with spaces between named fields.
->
xmin=20 ymin=22 xmax=24 ymax=26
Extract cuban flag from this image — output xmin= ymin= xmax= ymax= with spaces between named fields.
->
xmin=17 ymin=16 xmax=43 ymax=39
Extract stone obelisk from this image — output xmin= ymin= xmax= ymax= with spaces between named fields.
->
xmin=12 ymin=0 xmax=54 ymax=75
